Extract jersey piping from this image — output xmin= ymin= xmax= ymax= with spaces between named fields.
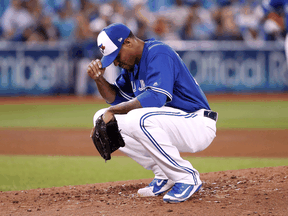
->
xmin=115 ymin=82 xmax=134 ymax=101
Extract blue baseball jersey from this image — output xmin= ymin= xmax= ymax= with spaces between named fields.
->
xmin=262 ymin=0 xmax=288 ymax=30
xmin=110 ymin=38 xmax=210 ymax=113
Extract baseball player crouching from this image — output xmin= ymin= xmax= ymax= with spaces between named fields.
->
xmin=87 ymin=23 xmax=218 ymax=203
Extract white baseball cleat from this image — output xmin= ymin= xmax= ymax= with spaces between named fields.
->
xmin=163 ymin=183 xmax=202 ymax=203
xmin=137 ymin=179 xmax=175 ymax=197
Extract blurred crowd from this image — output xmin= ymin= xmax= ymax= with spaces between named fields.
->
xmin=0 ymin=0 xmax=286 ymax=58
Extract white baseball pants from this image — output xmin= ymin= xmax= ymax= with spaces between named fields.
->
xmin=93 ymin=106 xmax=217 ymax=185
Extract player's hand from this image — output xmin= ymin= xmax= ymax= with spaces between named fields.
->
xmin=89 ymin=109 xmax=114 ymax=138
xmin=87 ymin=59 xmax=105 ymax=81
xmin=102 ymin=109 xmax=115 ymax=124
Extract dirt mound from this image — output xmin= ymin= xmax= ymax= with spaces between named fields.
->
xmin=1 ymin=166 xmax=287 ymax=216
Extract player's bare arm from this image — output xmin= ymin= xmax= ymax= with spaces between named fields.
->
xmin=102 ymin=98 xmax=142 ymax=123
xmin=90 ymin=98 xmax=142 ymax=136
xmin=87 ymin=59 xmax=116 ymax=103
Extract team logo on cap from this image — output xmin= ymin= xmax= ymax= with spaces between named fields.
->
xmin=98 ymin=43 xmax=105 ymax=54
xmin=97 ymin=31 xmax=118 ymax=57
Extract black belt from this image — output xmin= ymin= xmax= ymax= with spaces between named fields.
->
xmin=204 ymin=110 xmax=218 ymax=121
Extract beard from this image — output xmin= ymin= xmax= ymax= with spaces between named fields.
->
xmin=119 ymin=63 xmax=134 ymax=72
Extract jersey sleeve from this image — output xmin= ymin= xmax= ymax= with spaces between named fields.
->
xmin=109 ymin=70 xmax=135 ymax=105
xmin=137 ymin=89 xmax=167 ymax=107
xmin=144 ymin=53 xmax=174 ymax=103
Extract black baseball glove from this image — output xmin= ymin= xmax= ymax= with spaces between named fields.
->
xmin=91 ymin=114 xmax=125 ymax=161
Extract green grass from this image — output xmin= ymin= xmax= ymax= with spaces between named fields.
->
xmin=184 ymin=157 xmax=288 ymax=173
xmin=210 ymin=101 xmax=288 ymax=129
xmin=0 ymin=155 xmax=287 ymax=191
xmin=0 ymin=103 xmax=108 ymax=128
xmin=0 ymin=101 xmax=287 ymax=129
xmin=0 ymin=156 xmax=153 ymax=191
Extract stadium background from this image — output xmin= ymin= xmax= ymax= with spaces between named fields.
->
xmin=0 ymin=0 xmax=287 ymax=95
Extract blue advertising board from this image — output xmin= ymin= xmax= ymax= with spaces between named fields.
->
xmin=0 ymin=42 xmax=73 ymax=96
xmin=178 ymin=50 xmax=288 ymax=93
xmin=0 ymin=41 xmax=287 ymax=96
xmin=167 ymin=40 xmax=288 ymax=93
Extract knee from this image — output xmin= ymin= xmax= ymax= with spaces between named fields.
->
xmin=93 ymin=108 xmax=108 ymax=126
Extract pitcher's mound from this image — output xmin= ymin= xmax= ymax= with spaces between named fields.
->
xmin=1 ymin=166 xmax=287 ymax=216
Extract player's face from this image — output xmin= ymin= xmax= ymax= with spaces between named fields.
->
xmin=113 ymin=41 xmax=136 ymax=72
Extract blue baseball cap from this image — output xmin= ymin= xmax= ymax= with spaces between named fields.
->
xmin=97 ymin=23 xmax=131 ymax=68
